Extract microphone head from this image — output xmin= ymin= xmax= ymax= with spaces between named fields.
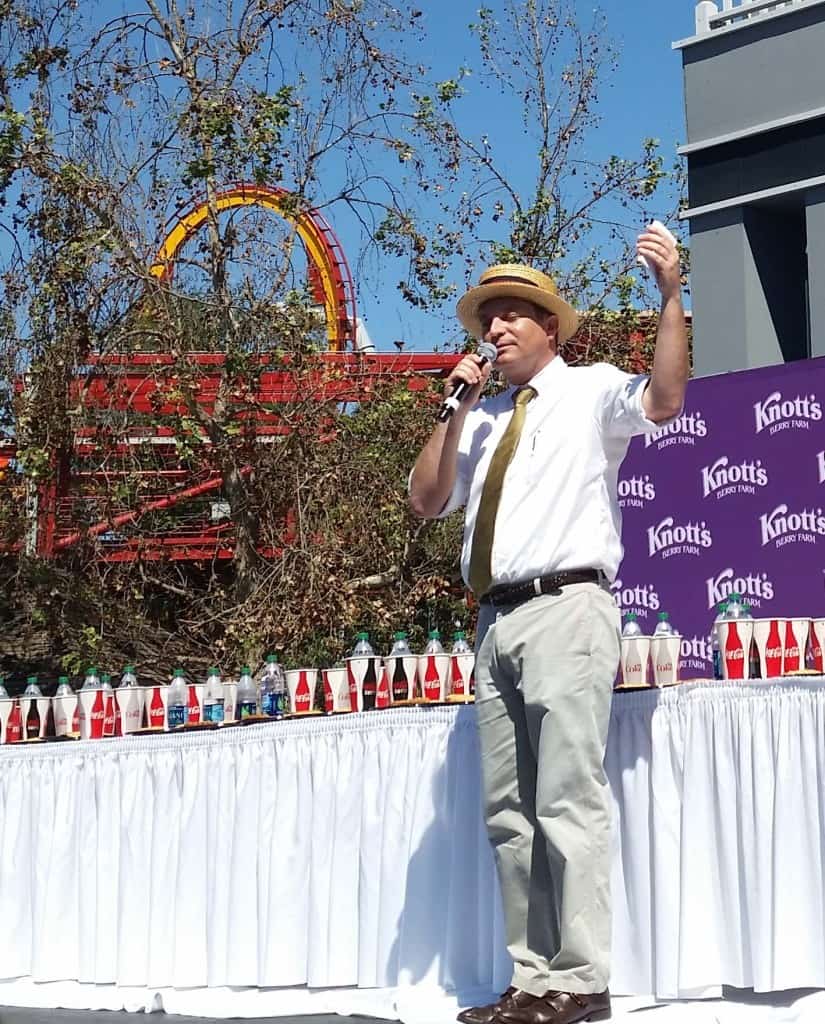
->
xmin=477 ymin=341 xmax=498 ymax=364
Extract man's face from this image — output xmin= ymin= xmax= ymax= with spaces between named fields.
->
xmin=478 ymin=296 xmax=558 ymax=384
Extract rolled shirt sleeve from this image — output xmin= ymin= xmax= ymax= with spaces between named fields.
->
xmin=597 ymin=363 xmax=682 ymax=438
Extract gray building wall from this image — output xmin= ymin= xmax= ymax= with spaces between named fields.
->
xmin=678 ymin=1 xmax=825 ymax=376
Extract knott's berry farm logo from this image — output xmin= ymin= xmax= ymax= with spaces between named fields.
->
xmin=611 ymin=579 xmax=661 ymax=620
xmin=753 ymin=391 xmax=822 ymax=435
xmin=701 ymin=456 xmax=769 ymax=500
xmin=759 ymin=504 xmax=825 ymax=549
xmin=680 ymin=634 xmax=714 ymax=674
xmin=705 ymin=568 xmax=775 ymax=611
xmin=617 ymin=474 xmax=656 ymax=509
xmin=647 ymin=517 xmax=713 ymax=559
xmin=644 ymin=411 xmax=707 ymax=450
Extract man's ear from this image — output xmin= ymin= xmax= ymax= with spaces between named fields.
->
xmin=544 ymin=312 xmax=559 ymax=345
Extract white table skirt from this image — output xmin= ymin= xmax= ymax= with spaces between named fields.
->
xmin=0 ymin=680 xmax=824 ymax=1017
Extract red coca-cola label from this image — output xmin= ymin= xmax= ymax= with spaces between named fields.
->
xmin=103 ymin=693 xmax=115 ymax=736
xmin=323 ymin=671 xmax=334 ymax=712
xmin=450 ymin=656 xmax=464 ymax=695
xmin=89 ymin=690 xmax=105 ymax=738
xmin=187 ymin=685 xmax=201 ymax=724
xmin=764 ymin=620 xmax=784 ymax=677
xmin=376 ymin=666 xmax=390 ymax=709
xmin=148 ymin=688 xmax=165 ymax=728
xmin=294 ymin=670 xmax=311 ymax=713
xmin=813 ymin=640 xmax=824 ymax=673
xmin=423 ymin=656 xmax=441 ymax=701
xmin=6 ymin=701 xmax=22 ymax=742
xmin=347 ymin=662 xmax=359 ymax=711
xmin=114 ymin=703 xmax=122 ymax=736
xmin=724 ymin=623 xmax=746 ymax=680
xmin=783 ymin=621 xmax=801 ymax=674
xmin=71 ymin=702 xmax=79 ymax=735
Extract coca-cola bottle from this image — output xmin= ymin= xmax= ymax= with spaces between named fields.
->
xmin=422 ymin=629 xmax=444 ymax=701
xmin=450 ymin=631 xmax=473 ymax=697
xmin=6 ymin=700 xmax=22 ymax=742
xmin=389 ymin=632 xmax=413 ymax=702
xmin=764 ymin=619 xmax=784 ymax=678
xmin=724 ymin=620 xmax=747 ymax=680
xmin=351 ymin=633 xmax=376 ymax=711
xmin=100 ymin=674 xmax=116 ymax=737
xmin=24 ymin=675 xmax=42 ymax=739
xmin=376 ymin=664 xmax=391 ymax=709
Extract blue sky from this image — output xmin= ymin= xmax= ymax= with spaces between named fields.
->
xmin=351 ymin=1 xmax=696 ymax=351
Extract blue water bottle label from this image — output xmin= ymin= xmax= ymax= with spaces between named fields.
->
xmin=239 ymin=700 xmax=256 ymax=720
xmin=168 ymin=705 xmax=186 ymax=729
xmin=261 ymin=693 xmax=275 ymax=717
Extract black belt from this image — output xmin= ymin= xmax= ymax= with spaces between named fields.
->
xmin=480 ymin=568 xmax=603 ymax=607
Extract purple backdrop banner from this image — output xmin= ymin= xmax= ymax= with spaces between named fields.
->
xmin=615 ymin=354 xmax=825 ymax=679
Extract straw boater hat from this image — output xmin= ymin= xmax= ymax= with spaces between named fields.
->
xmin=456 ymin=264 xmax=579 ymax=344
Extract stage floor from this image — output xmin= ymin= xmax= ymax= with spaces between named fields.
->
xmin=3 ymin=990 xmax=825 ymax=1024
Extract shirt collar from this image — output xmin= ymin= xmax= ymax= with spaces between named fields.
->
xmin=505 ymin=354 xmax=567 ymax=400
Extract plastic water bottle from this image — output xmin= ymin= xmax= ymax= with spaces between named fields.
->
xmin=55 ymin=675 xmax=73 ymax=696
xmin=237 ymin=666 xmax=257 ymax=719
xmin=167 ymin=668 xmax=188 ymax=729
xmin=351 ymin=632 xmax=374 ymax=657
xmin=204 ymin=667 xmax=224 ymax=724
xmin=259 ymin=655 xmax=286 ymax=718
xmin=390 ymin=632 xmax=412 ymax=657
xmin=621 ymin=612 xmax=643 ymax=637
xmin=424 ymin=629 xmax=444 ymax=654
xmin=82 ymin=667 xmax=100 ymax=689
xmin=451 ymin=631 xmax=472 ymax=654
xmin=0 ymin=675 xmax=8 ymax=698
xmin=653 ymin=612 xmax=674 ymax=637
xmin=725 ymin=591 xmax=745 ymax=619
xmin=100 ymin=672 xmax=116 ymax=736
xmin=24 ymin=675 xmax=42 ymax=697
xmin=711 ymin=602 xmax=728 ymax=679
xmin=119 ymin=665 xmax=138 ymax=688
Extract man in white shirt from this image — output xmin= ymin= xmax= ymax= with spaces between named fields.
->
xmin=409 ymin=223 xmax=687 ymax=1024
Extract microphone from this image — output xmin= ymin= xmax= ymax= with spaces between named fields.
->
xmin=437 ymin=342 xmax=498 ymax=422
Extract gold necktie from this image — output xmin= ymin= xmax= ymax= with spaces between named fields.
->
xmin=468 ymin=386 xmax=537 ymax=596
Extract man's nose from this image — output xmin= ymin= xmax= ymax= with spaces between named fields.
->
xmin=486 ymin=317 xmax=505 ymax=342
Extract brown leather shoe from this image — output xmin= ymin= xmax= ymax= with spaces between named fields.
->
xmin=496 ymin=988 xmax=611 ymax=1024
xmin=456 ymin=987 xmax=539 ymax=1024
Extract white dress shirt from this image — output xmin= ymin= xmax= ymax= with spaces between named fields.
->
xmin=436 ymin=356 xmax=670 ymax=586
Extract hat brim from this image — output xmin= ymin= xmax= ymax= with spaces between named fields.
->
xmin=456 ymin=282 xmax=579 ymax=344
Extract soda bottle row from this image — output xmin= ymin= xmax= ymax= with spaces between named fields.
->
xmin=329 ymin=629 xmax=475 ymax=713
xmin=617 ymin=612 xmax=681 ymax=688
xmin=0 ymin=658 xmax=292 ymax=743
xmin=712 ymin=594 xmax=825 ymax=680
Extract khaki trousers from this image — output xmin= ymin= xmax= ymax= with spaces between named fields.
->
xmin=474 ymin=581 xmax=620 ymax=995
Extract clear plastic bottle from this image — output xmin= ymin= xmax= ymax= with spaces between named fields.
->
xmin=24 ymin=674 xmax=42 ymax=697
xmin=351 ymin=632 xmax=374 ymax=657
xmin=424 ymin=629 xmax=444 ymax=654
xmin=119 ymin=665 xmax=138 ymax=688
xmin=167 ymin=668 xmax=188 ymax=729
xmin=451 ymin=631 xmax=472 ymax=654
xmin=0 ymin=674 xmax=8 ymax=698
xmin=711 ymin=602 xmax=728 ymax=680
xmin=725 ymin=591 xmax=745 ymax=619
xmin=389 ymin=632 xmax=412 ymax=657
xmin=621 ymin=612 xmax=643 ymax=638
xmin=259 ymin=655 xmax=287 ymax=718
xmin=237 ymin=666 xmax=257 ymax=719
xmin=204 ymin=667 xmax=224 ymax=724
xmin=82 ymin=667 xmax=100 ymax=689
xmin=653 ymin=612 xmax=674 ymax=637
xmin=55 ymin=675 xmax=73 ymax=696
